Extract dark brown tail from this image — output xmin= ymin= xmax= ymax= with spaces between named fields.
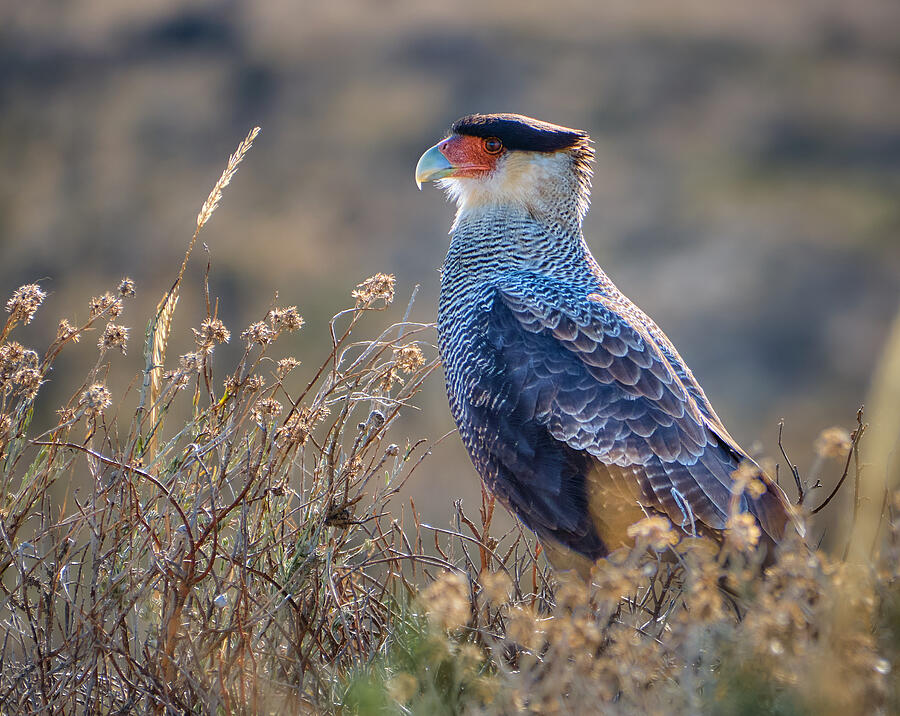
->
xmin=748 ymin=477 xmax=804 ymax=564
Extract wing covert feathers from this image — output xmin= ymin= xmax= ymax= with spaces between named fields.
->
xmin=476 ymin=274 xmax=794 ymax=555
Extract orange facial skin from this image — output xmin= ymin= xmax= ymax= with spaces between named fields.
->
xmin=438 ymin=135 xmax=504 ymax=178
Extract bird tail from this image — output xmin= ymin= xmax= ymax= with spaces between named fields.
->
xmin=748 ymin=477 xmax=805 ymax=553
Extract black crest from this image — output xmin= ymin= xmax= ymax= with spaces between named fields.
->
xmin=450 ymin=113 xmax=588 ymax=153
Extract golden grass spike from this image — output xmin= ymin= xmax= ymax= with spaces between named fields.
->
xmin=147 ymin=289 xmax=179 ymax=451
xmin=196 ymin=126 xmax=261 ymax=234
xmin=145 ymin=127 xmax=261 ymax=457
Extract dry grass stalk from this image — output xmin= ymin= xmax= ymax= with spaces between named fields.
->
xmin=146 ymin=127 xmax=261 ymax=457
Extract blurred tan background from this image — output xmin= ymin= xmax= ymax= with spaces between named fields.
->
xmin=2 ymin=1 xmax=899 ymax=536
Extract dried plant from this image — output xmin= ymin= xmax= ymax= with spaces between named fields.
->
xmin=0 ymin=130 xmax=896 ymax=715
xmin=0 ymin=265 xmax=441 ymax=713
xmin=147 ymin=126 xmax=261 ymax=458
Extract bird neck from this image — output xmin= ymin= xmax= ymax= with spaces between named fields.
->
xmin=453 ymin=197 xmax=584 ymax=240
xmin=445 ymin=204 xmax=597 ymax=281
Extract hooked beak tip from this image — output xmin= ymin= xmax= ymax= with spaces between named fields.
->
xmin=415 ymin=142 xmax=454 ymax=188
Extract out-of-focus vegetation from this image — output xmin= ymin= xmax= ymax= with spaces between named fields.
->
xmin=2 ymin=0 xmax=898 ymax=541
xmin=0 ymin=134 xmax=898 ymax=713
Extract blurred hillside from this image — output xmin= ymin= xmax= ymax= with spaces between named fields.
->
xmin=2 ymin=0 xmax=898 ymax=532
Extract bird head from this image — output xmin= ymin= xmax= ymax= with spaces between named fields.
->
xmin=416 ymin=113 xmax=594 ymax=225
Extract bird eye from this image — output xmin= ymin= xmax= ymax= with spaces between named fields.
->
xmin=483 ymin=137 xmax=503 ymax=154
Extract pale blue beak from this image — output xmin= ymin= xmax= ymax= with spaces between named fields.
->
xmin=415 ymin=142 xmax=455 ymax=189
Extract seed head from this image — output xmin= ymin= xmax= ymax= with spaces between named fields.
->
xmin=815 ymin=426 xmax=852 ymax=459
xmin=241 ymin=321 xmax=274 ymax=346
xmin=89 ymin=292 xmax=123 ymax=319
xmin=725 ymin=512 xmax=762 ymax=551
xmin=5 ymin=284 xmax=46 ymax=325
xmin=99 ymin=323 xmax=129 ymax=354
xmin=193 ymin=317 xmax=230 ymax=354
xmin=506 ymin=605 xmax=541 ymax=648
xmin=732 ymin=461 xmax=766 ymax=498
xmin=275 ymin=404 xmax=330 ymax=446
xmin=352 ymin=273 xmax=395 ymax=307
xmin=56 ymin=319 xmax=80 ymax=343
xmin=480 ymin=569 xmax=512 ymax=604
xmin=179 ymin=352 xmax=203 ymax=373
xmin=15 ymin=367 xmax=43 ymax=399
xmin=268 ymin=306 xmax=304 ymax=333
xmin=420 ymin=571 xmax=470 ymax=631
xmin=627 ymin=516 xmax=679 ymax=551
xmin=117 ymin=277 xmax=136 ymax=298
xmin=343 ymin=455 xmax=364 ymax=480
xmin=252 ymin=397 xmax=283 ymax=424
xmin=745 ymin=478 xmax=767 ymax=499
xmin=0 ymin=343 xmax=39 ymax=395
xmin=0 ymin=342 xmax=26 ymax=365
xmin=81 ymin=383 xmax=112 ymax=416
xmin=165 ymin=352 xmax=202 ymax=389
xmin=394 ymin=343 xmax=425 ymax=374
xmin=276 ymin=357 xmax=300 ymax=378
xmin=0 ymin=342 xmax=27 ymax=386
xmin=244 ymin=375 xmax=265 ymax=392
xmin=687 ymin=562 xmax=725 ymax=622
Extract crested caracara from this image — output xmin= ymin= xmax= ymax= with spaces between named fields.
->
xmin=416 ymin=113 xmax=797 ymax=570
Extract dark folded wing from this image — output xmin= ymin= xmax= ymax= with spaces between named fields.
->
xmin=483 ymin=274 xmax=790 ymax=546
